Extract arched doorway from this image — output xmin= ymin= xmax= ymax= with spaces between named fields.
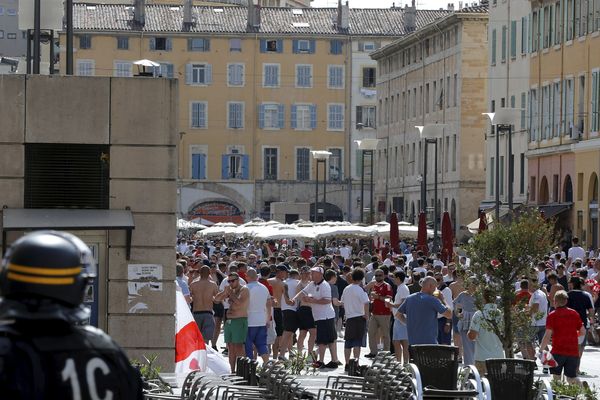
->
xmin=589 ymin=173 xmax=599 ymax=249
xmin=188 ymin=201 xmax=244 ymax=224
xmin=539 ymin=176 xmax=550 ymax=205
xmin=563 ymin=175 xmax=573 ymax=203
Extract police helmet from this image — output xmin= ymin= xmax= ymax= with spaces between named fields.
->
xmin=0 ymin=231 xmax=96 ymax=307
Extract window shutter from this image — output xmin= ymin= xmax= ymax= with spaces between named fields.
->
xmin=511 ymin=20 xmax=517 ymax=58
xmin=309 ymin=40 xmax=316 ymax=54
xmin=149 ymin=38 xmax=156 ymax=50
xmin=187 ymin=38 xmax=193 ymax=51
xmin=260 ymin=39 xmax=266 ymax=53
xmin=491 ymin=29 xmax=497 ymax=63
xmin=241 ymin=155 xmax=250 ymax=180
xmin=192 ymin=154 xmax=200 ymax=179
xmin=528 ymin=14 xmax=533 ymax=52
xmin=358 ymin=42 xmax=364 ymax=51
xmin=310 ymin=105 xmax=317 ymax=129
xmin=205 ymin=39 xmax=210 ymax=51
xmin=221 ymin=155 xmax=229 ymax=179
xmin=185 ymin=64 xmax=192 ymax=84
xmin=199 ymin=103 xmax=206 ymax=127
xmin=206 ymin=64 xmax=212 ymax=84
xmin=539 ymin=8 xmax=544 ymax=49
xmin=258 ymin=105 xmax=265 ymax=129
xmin=292 ymin=40 xmax=299 ymax=53
xmin=166 ymin=38 xmax=173 ymax=51
xmin=291 ymin=105 xmax=297 ymax=129
xmin=229 ymin=104 xmax=235 ymax=128
xmin=167 ymin=64 xmax=174 ymax=78
xmin=191 ymin=103 xmax=199 ymax=127
xmin=276 ymin=39 xmax=283 ymax=53
xmin=278 ymin=104 xmax=285 ymax=128
xmin=199 ymin=154 xmax=206 ymax=179
xmin=227 ymin=64 xmax=233 ymax=84
xmin=356 ymin=106 xmax=363 ymax=124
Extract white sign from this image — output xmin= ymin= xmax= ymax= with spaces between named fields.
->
xmin=128 ymin=264 xmax=163 ymax=281
xmin=19 ymin=0 xmax=63 ymax=31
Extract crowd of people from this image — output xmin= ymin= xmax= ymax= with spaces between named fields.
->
xmin=175 ymin=235 xmax=600 ymax=385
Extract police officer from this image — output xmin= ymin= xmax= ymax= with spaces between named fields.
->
xmin=0 ymin=231 xmax=143 ymax=399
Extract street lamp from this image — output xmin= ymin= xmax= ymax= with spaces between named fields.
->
xmin=311 ymin=150 xmax=332 ymax=222
xmin=416 ymin=124 xmax=445 ymax=252
xmin=483 ymin=108 xmax=521 ymax=223
xmin=355 ymin=139 xmax=380 ymax=223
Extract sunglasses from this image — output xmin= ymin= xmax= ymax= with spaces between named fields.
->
xmin=228 ymin=279 xmax=238 ymax=283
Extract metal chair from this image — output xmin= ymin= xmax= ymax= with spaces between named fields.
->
xmin=484 ymin=358 xmax=554 ymax=400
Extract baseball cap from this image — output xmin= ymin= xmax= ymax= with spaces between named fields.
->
xmin=310 ymin=266 xmax=324 ymax=274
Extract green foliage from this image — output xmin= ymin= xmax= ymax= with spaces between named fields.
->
xmin=283 ymin=349 xmax=317 ymax=375
xmin=549 ymin=380 xmax=598 ymax=399
xmin=466 ymin=210 xmax=554 ymax=356
xmin=131 ymin=354 xmax=173 ymax=394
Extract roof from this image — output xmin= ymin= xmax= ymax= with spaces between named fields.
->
xmin=72 ymin=3 xmax=453 ymax=36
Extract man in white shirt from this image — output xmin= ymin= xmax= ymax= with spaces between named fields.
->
xmin=525 ymin=277 xmax=548 ymax=360
xmin=244 ymin=269 xmax=271 ymax=363
xmin=382 ymin=254 xmax=394 ymax=267
xmin=568 ymin=237 xmax=586 ymax=267
xmin=340 ymin=268 xmax=370 ymax=367
xmin=339 ymin=242 xmax=352 ymax=261
xmin=280 ymin=270 xmax=301 ymax=360
xmin=293 ymin=266 xmax=340 ymax=369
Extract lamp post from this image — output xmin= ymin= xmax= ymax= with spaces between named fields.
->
xmin=483 ymin=108 xmax=521 ymax=223
xmin=416 ymin=124 xmax=445 ymax=252
xmin=311 ymin=150 xmax=332 ymax=222
xmin=355 ymin=139 xmax=380 ymax=224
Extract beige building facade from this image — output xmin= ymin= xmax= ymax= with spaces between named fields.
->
xmin=371 ymin=5 xmax=488 ymax=237
xmin=0 ymin=75 xmax=178 ymax=370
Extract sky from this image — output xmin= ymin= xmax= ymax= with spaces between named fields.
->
xmin=309 ymin=0 xmax=463 ymax=10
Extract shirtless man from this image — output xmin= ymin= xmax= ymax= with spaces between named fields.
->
xmin=189 ymin=266 xmax=219 ymax=344
xmin=268 ymin=264 xmax=288 ymax=359
xmin=214 ymin=272 xmax=250 ymax=372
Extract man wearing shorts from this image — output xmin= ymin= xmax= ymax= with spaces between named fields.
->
xmin=268 ymin=264 xmax=288 ymax=358
xmin=245 ymin=269 xmax=271 ymax=363
xmin=340 ymin=268 xmax=370 ymax=369
xmin=215 ymin=272 xmax=249 ymax=372
xmin=280 ymin=269 xmax=300 ymax=360
xmin=296 ymin=267 xmax=317 ymax=357
xmin=539 ymin=290 xmax=585 ymax=384
xmin=189 ymin=266 xmax=218 ymax=344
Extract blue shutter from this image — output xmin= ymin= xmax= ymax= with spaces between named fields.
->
xmin=260 ymin=39 xmax=266 ymax=53
xmin=185 ymin=64 xmax=192 ymax=84
xmin=221 ymin=155 xmax=229 ymax=179
xmin=149 ymin=38 xmax=155 ymax=50
xmin=291 ymin=105 xmax=297 ymax=129
xmin=278 ymin=104 xmax=284 ymax=128
xmin=292 ymin=40 xmax=299 ymax=53
xmin=258 ymin=105 xmax=265 ymax=128
xmin=309 ymin=40 xmax=316 ymax=54
xmin=192 ymin=154 xmax=201 ymax=179
xmin=166 ymin=38 xmax=172 ymax=51
xmin=310 ymin=105 xmax=317 ymax=129
xmin=205 ymin=39 xmax=210 ymax=51
xmin=187 ymin=38 xmax=193 ymax=51
xmin=276 ymin=39 xmax=283 ymax=53
xmin=199 ymin=154 xmax=206 ymax=179
xmin=528 ymin=14 xmax=532 ymax=52
xmin=241 ymin=155 xmax=250 ymax=180
xmin=206 ymin=64 xmax=212 ymax=84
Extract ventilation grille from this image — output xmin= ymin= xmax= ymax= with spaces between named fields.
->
xmin=25 ymin=144 xmax=110 ymax=209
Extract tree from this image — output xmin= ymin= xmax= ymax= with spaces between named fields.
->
xmin=466 ymin=210 xmax=554 ymax=357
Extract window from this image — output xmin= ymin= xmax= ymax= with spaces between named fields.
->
xmin=260 ymin=39 xmax=282 ymax=53
xmin=188 ymin=38 xmax=210 ymax=52
xmin=521 ymin=92 xmax=527 ymax=129
xmin=228 ymin=63 xmax=244 ymax=86
xmin=259 ymin=104 xmax=284 ymax=129
xmin=296 ymin=148 xmax=310 ymax=181
xmin=542 ymin=85 xmax=551 ymax=139
xmin=150 ymin=37 xmax=172 ymax=51
xmin=330 ymin=40 xmax=343 ymax=54
xmin=356 ymin=106 xmax=376 ymax=129
xmin=291 ymin=104 xmax=316 ymax=130
xmin=76 ymin=60 xmax=95 ymax=76
xmin=114 ymin=61 xmax=132 ymax=77
xmin=230 ymin=38 xmax=242 ymax=52
xmin=452 ymin=135 xmax=457 ymax=171
xmin=521 ymin=16 xmax=528 ymax=54
xmin=264 ymin=148 xmax=278 ymax=180
xmin=511 ymin=20 xmax=517 ymax=58
xmin=491 ymin=29 xmax=497 ymax=64
xmin=563 ymin=78 xmax=574 ymax=135
xmin=7 ymin=33 xmax=16 ymax=39
xmin=328 ymin=104 xmax=344 ymax=130
xmin=566 ymin=0 xmax=574 ymax=40
xmin=592 ymin=70 xmax=600 ymax=132
xmin=328 ymin=65 xmax=344 ymax=89
xmin=532 ymin=11 xmax=539 ymax=51
xmin=360 ymin=41 xmax=376 ymax=51
xmin=553 ymin=82 xmax=561 ymax=136
xmin=191 ymin=153 xmax=207 ymax=180
xmin=555 ymin=1 xmax=562 ymax=45
xmin=79 ymin=35 xmax=92 ymax=49
xmin=362 ymin=68 xmax=376 ymax=87
xmin=520 ymin=153 xmax=525 ymax=194
xmin=453 ymin=74 xmax=458 ymax=107
xmin=595 ymin=0 xmax=600 ymax=31
xmin=117 ymin=36 xmax=129 ymax=50
xmin=6 ymin=8 xmax=16 ymax=16
xmin=222 ymin=152 xmax=249 ymax=180
xmin=296 ymin=64 xmax=312 ymax=88
xmin=263 ymin=64 xmax=280 ymax=87
xmin=293 ymin=39 xmax=315 ymax=54
xmin=186 ymin=63 xmax=212 ymax=85
xmin=328 ymin=148 xmax=342 ymax=182
xmin=529 ymin=88 xmax=538 ymax=141
xmin=501 ymin=25 xmax=507 ymax=62
xmin=158 ymin=62 xmax=174 ymax=78
xmin=190 ymin=102 xmax=207 ymax=128
xmin=227 ymin=102 xmax=244 ymax=129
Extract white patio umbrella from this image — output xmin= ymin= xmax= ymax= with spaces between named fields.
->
xmin=133 ymin=59 xmax=160 ymax=67
xmin=198 ymin=222 xmax=238 ymax=237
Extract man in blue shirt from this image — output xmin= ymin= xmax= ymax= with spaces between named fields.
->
xmin=397 ymin=276 xmax=452 ymax=345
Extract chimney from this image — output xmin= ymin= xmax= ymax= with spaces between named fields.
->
xmin=403 ymin=0 xmax=416 ymax=33
xmin=183 ymin=0 xmax=193 ymax=26
xmin=447 ymin=3 xmax=455 ymax=11
xmin=337 ymin=0 xmax=349 ymax=30
xmin=247 ymin=0 xmax=261 ymax=30
xmin=133 ymin=0 xmax=145 ymax=26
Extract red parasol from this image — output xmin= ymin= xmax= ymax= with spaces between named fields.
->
xmin=441 ymin=211 xmax=453 ymax=264
xmin=417 ymin=211 xmax=428 ymax=255
xmin=390 ymin=212 xmax=400 ymax=254
xmin=478 ymin=211 xmax=487 ymax=233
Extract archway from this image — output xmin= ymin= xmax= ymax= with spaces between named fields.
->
xmin=563 ymin=175 xmax=573 ymax=203
xmin=188 ymin=201 xmax=244 ymax=224
xmin=538 ymin=176 xmax=550 ymax=205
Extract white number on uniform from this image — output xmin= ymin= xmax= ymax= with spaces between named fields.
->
xmin=61 ymin=357 xmax=114 ymax=400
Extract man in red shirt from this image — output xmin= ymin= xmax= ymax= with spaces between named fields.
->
xmin=539 ymin=290 xmax=586 ymax=384
xmin=514 ymin=279 xmax=532 ymax=305
xmin=364 ymin=268 xmax=393 ymax=358
xmin=300 ymin=245 xmax=313 ymax=261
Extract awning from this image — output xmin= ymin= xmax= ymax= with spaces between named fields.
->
xmin=2 ymin=209 xmax=135 ymax=259
xmin=535 ymin=203 xmax=572 ymax=219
